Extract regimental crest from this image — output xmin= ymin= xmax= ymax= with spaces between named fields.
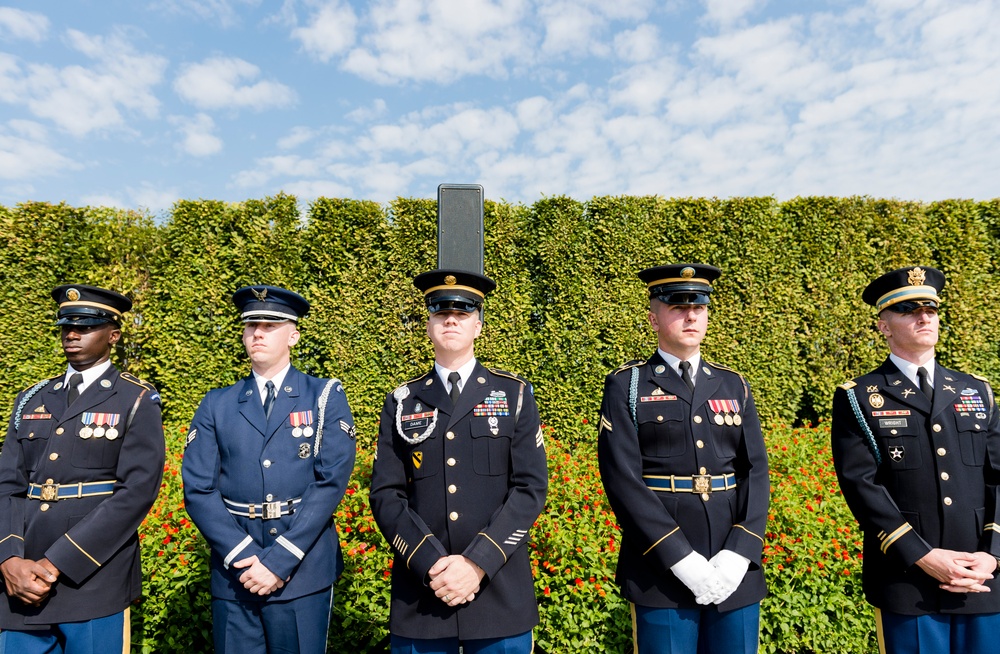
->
xmin=908 ymin=267 xmax=926 ymax=286
xmin=889 ymin=445 xmax=904 ymax=461
xmin=251 ymin=287 xmax=267 ymax=301
xmin=869 ymin=393 xmax=885 ymax=408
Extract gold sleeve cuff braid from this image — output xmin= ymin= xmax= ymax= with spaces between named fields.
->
xmin=879 ymin=524 xmax=913 ymax=554
xmin=406 ymin=534 xmax=431 ymax=570
xmin=64 ymin=533 xmax=100 ymax=567
xmin=642 ymin=527 xmax=679 ymax=556
xmin=479 ymin=532 xmax=508 ymax=563
xmin=733 ymin=524 xmax=764 ymax=544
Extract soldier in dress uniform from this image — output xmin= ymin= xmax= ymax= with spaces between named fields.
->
xmin=0 ymin=284 xmax=165 ymax=653
xmin=182 ymin=285 xmax=357 ymax=654
xmin=831 ymin=266 xmax=1000 ymax=654
xmin=597 ymin=264 xmax=769 ymax=654
xmin=369 ymin=269 xmax=548 ymax=654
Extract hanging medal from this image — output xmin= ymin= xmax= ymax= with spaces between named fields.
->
xmin=80 ymin=412 xmax=95 ymax=439
xmin=105 ymin=413 xmax=121 ymax=440
xmin=92 ymin=412 xmax=107 ymax=438
xmin=489 ymin=416 xmax=499 ymax=435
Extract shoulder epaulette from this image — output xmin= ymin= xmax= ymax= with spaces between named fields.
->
xmin=488 ymin=368 xmax=527 ymax=385
xmin=613 ymin=360 xmax=645 ymax=375
xmin=839 ymin=380 xmax=857 ymax=390
xmin=971 ymin=373 xmax=992 ymax=386
xmin=704 ymin=360 xmax=748 ymax=382
xmin=120 ymin=372 xmax=156 ymax=392
xmin=20 ymin=376 xmax=58 ymax=394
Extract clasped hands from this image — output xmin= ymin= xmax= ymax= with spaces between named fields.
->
xmin=1 ymin=556 xmax=60 ymax=606
xmin=429 ymin=555 xmax=485 ymax=607
xmin=917 ymin=548 xmax=996 ymax=594
xmin=232 ymin=555 xmax=288 ymax=595
xmin=671 ymin=550 xmax=749 ymax=605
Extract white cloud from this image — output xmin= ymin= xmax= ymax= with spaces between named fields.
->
xmin=174 ymin=57 xmax=297 ymax=111
xmin=291 ymin=1 xmax=358 ymax=62
xmin=701 ymin=0 xmax=767 ymax=26
xmin=0 ymin=8 xmax=49 ymax=42
xmin=150 ymin=0 xmax=261 ymax=28
xmin=0 ymin=121 xmax=78 ymax=180
xmin=277 ymin=126 xmax=318 ymax=150
xmin=0 ymin=28 xmax=167 ymax=137
xmin=170 ymin=113 xmax=223 ymax=157
xmin=280 ymin=179 xmax=353 ymax=200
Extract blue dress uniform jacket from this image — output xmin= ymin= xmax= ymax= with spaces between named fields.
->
xmin=831 ymin=358 xmax=1000 ymax=614
xmin=597 ymin=352 xmax=769 ymax=610
xmin=0 ymin=366 xmax=165 ymax=629
xmin=369 ymin=363 xmax=548 ymax=641
xmin=182 ymin=366 xmax=356 ymax=602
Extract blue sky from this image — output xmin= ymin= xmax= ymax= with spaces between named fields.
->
xmin=0 ymin=0 xmax=996 ymax=216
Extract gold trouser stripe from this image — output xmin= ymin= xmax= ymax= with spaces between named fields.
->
xmin=479 ymin=532 xmax=507 ymax=563
xmin=406 ymin=534 xmax=430 ymax=570
xmin=733 ymin=524 xmax=764 ymax=544
xmin=122 ymin=606 xmax=131 ymax=654
xmin=875 ymin=608 xmax=886 ymax=654
xmin=630 ymin=602 xmax=639 ymax=654
xmin=643 ymin=527 xmax=679 ymax=556
xmin=64 ymin=533 xmax=100 ymax=567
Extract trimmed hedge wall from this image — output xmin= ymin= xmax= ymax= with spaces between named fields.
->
xmin=1 ymin=196 xmax=999 ymax=651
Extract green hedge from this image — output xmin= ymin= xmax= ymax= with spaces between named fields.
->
xmin=1 ymin=196 xmax=999 ymax=651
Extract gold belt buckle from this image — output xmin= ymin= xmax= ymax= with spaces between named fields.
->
xmin=692 ymin=474 xmax=712 ymax=495
xmin=40 ymin=483 xmax=59 ymax=502
xmin=262 ymin=501 xmax=282 ymax=520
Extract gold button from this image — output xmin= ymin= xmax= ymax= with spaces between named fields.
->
xmin=693 ymin=415 xmax=703 ymax=424
xmin=696 ymin=440 xmax=704 ymax=449
xmin=28 ymin=433 xmax=34 ymax=439
xmin=699 ymin=467 xmax=707 ymax=474
xmin=447 ymin=458 xmax=456 ymax=466
xmin=448 ymin=484 xmax=457 ymax=494
xmin=55 ymin=427 xmax=64 ymax=435
xmin=932 ymin=424 xmax=942 ymax=432
xmin=937 ymin=448 xmax=947 ymax=456
xmin=943 ymin=497 xmax=953 ymax=506
xmin=941 ymin=472 xmax=950 ymax=481
xmin=890 ymin=429 xmax=898 ymax=435
xmin=48 ymin=453 xmax=58 ymax=461
xmin=449 ymin=511 xmax=459 ymax=521
xmin=657 ymin=416 xmax=663 ymax=422
xmin=46 ymin=478 xmax=54 ymax=484
xmin=446 ymin=431 xmax=455 ymax=440
xmin=40 ymin=503 xmax=49 ymax=512
xmin=975 ymin=424 xmax=981 ymax=430
xmin=263 ymin=460 xmax=271 ymax=468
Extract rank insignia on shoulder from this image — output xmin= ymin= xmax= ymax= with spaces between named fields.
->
xmin=186 ymin=428 xmax=197 ymax=448
xmin=535 ymin=426 xmax=544 ymax=448
xmin=600 ymin=414 xmax=612 ymax=433
xmin=340 ymin=420 xmax=356 ymax=440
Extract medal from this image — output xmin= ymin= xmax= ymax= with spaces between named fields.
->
xmin=79 ymin=426 xmax=93 ymax=439
xmin=105 ymin=427 xmax=119 ymax=440
xmin=724 ymin=414 xmax=734 ymax=426
xmin=714 ymin=414 xmax=725 ymax=425
xmin=303 ymin=426 xmax=314 ymax=438
xmin=733 ymin=415 xmax=742 ymax=426
xmin=292 ymin=427 xmax=303 ymax=438
xmin=93 ymin=426 xmax=106 ymax=438
xmin=489 ymin=416 xmax=499 ymax=435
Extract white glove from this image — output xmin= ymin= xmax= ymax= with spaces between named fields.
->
xmin=708 ymin=549 xmax=750 ymax=604
xmin=671 ymin=551 xmax=726 ymax=605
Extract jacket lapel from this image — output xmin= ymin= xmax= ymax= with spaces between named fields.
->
xmin=411 ymin=368 xmax=453 ymax=424
xmin=691 ymin=361 xmax=723 ymax=412
xmin=238 ymin=376 xmax=267 ymax=436
xmin=877 ymin=358 xmax=931 ymax=413
xmin=647 ymin=352 xmax=691 ymax=402
xmin=932 ymin=364 xmax=961 ymax=419
xmin=447 ymin=362 xmax=491 ymax=429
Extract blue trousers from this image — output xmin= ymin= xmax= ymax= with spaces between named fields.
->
xmin=876 ymin=608 xmax=1000 ymax=654
xmin=390 ymin=630 xmax=533 ymax=654
xmin=212 ymin=586 xmax=334 ymax=654
xmin=0 ymin=608 xmax=128 ymax=654
xmin=632 ymin=603 xmax=760 ymax=654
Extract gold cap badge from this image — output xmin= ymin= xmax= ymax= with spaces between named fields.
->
xmin=907 ymin=267 xmax=926 ymax=286
xmin=444 ymin=275 xmax=457 ymax=285
xmin=251 ymin=287 xmax=268 ymax=301
xmin=681 ymin=267 xmax=695 ymax=278
xmin=66 ymin=288 xmax=80 ymax=301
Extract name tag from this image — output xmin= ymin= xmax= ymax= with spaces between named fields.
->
xmin=879 ymin=418 xmax=908 ymax=429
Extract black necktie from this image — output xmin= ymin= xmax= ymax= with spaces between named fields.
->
xmin=917 ymin=367 xmax=933 ymax=401
xmin=679 ymin=361 xmax=695 ymax=392
xmin=448 ymin=372 xmax=461 ymax=405
xmin=263 ymin=380 xmax=276 ymax=420
xmin=67 ymin=372 xmax=84 ymax=405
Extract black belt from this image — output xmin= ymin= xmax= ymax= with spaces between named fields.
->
xmin=223 ymin=497 xmax=301 ymax=520
xmin=643 ymin=473 xmax=736 ymax=494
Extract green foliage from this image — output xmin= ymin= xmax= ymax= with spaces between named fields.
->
xmin=1 ymin=195 xmax=998 ymax=651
